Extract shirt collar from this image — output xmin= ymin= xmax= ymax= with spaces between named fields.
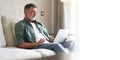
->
xmin=24 ymin=18 xmax=36 ymax=23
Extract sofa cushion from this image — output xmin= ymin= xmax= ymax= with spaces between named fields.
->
xmin=0 ymin=16 xmax=6 ymax=47
xmin=11 ymin=21 xmax=17 ymax=43
xmin=1 ymin=16 xmax=17 ymax=47
xmin=33 ymin=49 xmax=56 ymax=57
xmin=0 ymin=47 xmax=41 ymax=60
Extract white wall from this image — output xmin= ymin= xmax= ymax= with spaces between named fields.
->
xmin=0 ymin=0 xmax=54 ymax=34
xmin=39 ymin=0 xmax=52 ymax=34
xmin=77 ymin=0 xmax=120 ymax=60
xmin=0 ymin=0 xmax=40 ymax=21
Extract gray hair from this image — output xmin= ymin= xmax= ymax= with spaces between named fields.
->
xmin=24 ymin=3 xmax=37 ymax=12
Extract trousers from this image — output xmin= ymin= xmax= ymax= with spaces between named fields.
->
xmin=34 ymin=40 xmax=77 ymax=53
xmin=34 ymin=43 xmax=65 ymax=53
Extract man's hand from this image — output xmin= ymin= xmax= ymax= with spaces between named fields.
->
xmin=38 ymin=38 xmax=45 ymax=43
xmin=49 ymin=37 xmax=55 ymax=42
xmin=34 ymin=38 xmax=45 ymax=46
xmin=64 ymin=38 xmax=67 ymax=41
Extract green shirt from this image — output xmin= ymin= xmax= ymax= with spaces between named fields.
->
xmin=15 ymin=19 xmax=51 ymax=46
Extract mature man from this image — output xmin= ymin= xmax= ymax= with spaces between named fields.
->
xmin=15 ymin=3 xmax=75 ymax=54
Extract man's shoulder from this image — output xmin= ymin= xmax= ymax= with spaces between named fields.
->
xmin=36 ymin=20 xmax=44 ymax=26
xmin=17 ymin=20 xmax=25 ymax=23
xmin=16 ymin=20 xmax=26 ymax=27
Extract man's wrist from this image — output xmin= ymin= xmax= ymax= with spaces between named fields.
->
xmin=33 ymin=42 xmax=38 ymax=47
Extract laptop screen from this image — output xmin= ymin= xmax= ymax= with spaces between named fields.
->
xmin=54 ymin=29 xmax=69 ymax=43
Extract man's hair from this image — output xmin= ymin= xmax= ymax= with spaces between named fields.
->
xmin=24 ymin=3 xmax=37 ymax=12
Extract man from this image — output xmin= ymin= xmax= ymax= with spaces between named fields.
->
xmin=15 ymin=3 xmax=76 ymax=54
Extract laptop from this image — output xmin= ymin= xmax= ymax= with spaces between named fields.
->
xmin=53 ymin=29 xmax=69 ymax=43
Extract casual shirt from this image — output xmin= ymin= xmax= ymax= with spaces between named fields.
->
xmin=30 ymin=22 xmax=49 ymax=43
xmin=15 ymin=18 xmax=51 ymax=46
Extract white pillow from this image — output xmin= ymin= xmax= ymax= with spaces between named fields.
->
xmin=1 ymin=16 xmax=16 ymax=47
xmin=0 ymin=16 xmax=6 ymax=47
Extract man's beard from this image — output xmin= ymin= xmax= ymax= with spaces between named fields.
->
xmin=29 ymin=16 xmax=36 ymax=21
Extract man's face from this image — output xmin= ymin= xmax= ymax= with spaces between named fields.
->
xmin=25 ymin=7 xmax=37 ymax=21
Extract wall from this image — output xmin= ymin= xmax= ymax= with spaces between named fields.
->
xmin=0 ymin=0 xmax=55 ymax=34
xmin=39 ymin=0 xmax=52 ymax=34
xmin=0 ymin=0 xmax=40 ymax=21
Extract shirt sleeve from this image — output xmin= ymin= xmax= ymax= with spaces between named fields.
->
xmin=15 ymin=22 xmax=25 ymax=46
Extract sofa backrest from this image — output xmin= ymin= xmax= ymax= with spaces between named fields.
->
xmin=1 ymin=16 xmax=17 ymax=47
xmin=0 ymin=16 xmax=6 ymax=47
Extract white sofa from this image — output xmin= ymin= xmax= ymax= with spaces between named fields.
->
xmin=0 ymin=16 xmax=56 ymax=60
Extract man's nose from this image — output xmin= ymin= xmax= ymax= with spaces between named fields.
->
xmin=32 ymin=12 xmax=35 ymax=15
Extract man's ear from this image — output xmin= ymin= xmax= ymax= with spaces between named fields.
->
xmin=24 ymin=10 xmax=28 ymax=14
xmin=24 ymin=10 xmax=30 ymax=17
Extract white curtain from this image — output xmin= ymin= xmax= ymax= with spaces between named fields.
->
xmin=56 ymin=0 xmax=76 ymax=35
xmin=61 ymin=0 xmax=76 ymax=34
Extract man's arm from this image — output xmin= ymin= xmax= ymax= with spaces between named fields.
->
xmin=18 ymin=38 xmax=45 ymax=49
xmin=18 ymin=42 xmax=39 ymax=49
xmin=15 ymin=22 xmax=42 ymax=49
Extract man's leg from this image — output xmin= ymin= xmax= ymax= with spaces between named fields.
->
xmin=61 ymin=40 xmax=79 ymax=53
xmin=34 ymin=43 xmax=66 ymax=53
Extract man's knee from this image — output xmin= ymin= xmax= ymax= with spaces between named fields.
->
xmin=67 ymin=40 xmax=75 ymax=44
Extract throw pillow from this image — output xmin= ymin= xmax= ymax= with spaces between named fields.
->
xmin=1 ymin=16 xmax=17 ymax=47
xmin=0 ymin=16 xmax=6 ymax=47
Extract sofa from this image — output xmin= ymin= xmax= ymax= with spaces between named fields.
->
xmin=0 ymin=16 xmax=58 ymax=60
